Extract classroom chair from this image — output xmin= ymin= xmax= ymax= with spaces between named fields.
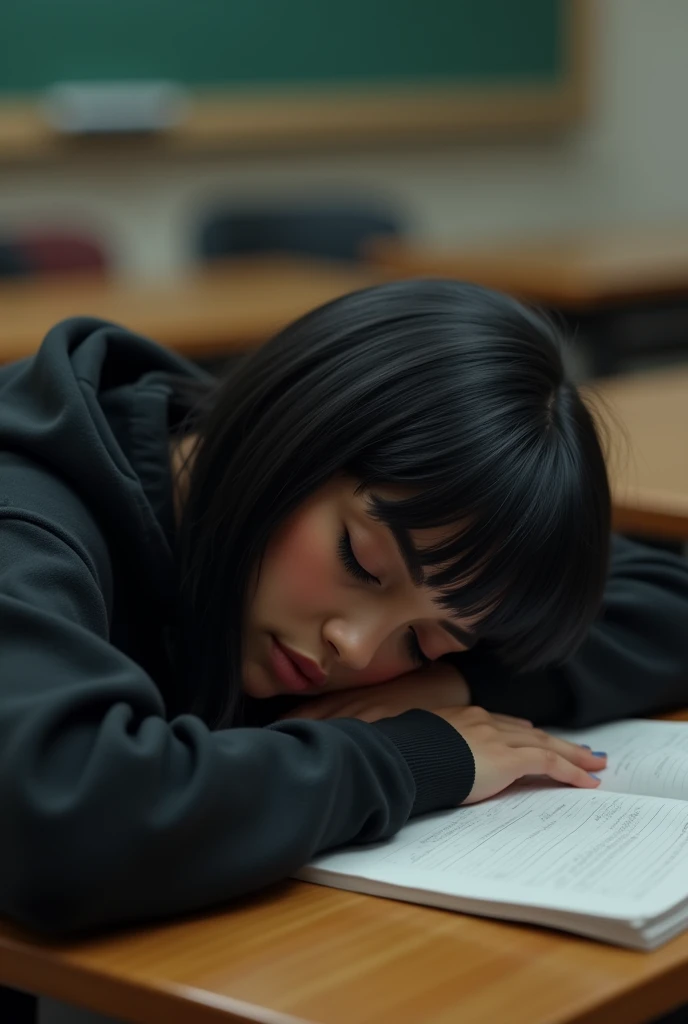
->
xmin=195 ymin=202 xmax=403 ymax=263
xmin=0 ymin=231 xmax=108 ymax=278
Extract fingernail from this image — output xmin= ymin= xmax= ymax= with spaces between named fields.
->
xmin=589 ymin=773 xmax=601 ymax=780
xmin=592 ymin=751 xmax=607 ymax=758
xmin=579 ymin=744 xmax=591 ymax=749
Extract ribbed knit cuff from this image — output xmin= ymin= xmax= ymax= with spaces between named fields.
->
xmin=373 ymin=710 xmax=475 ymax=816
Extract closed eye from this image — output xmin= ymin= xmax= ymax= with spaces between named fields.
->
xmin=338 ymin=529 xmax=381 ymax=586
xmin=406 ymin=626 xmax=431 ymax=667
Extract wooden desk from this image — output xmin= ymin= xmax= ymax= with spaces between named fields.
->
xmin=369 ymin=230 xmax=688 ymax=312
xmin=0 ymin=257 xmax=386 ymax=365
xmin=369 ymin=230 xmax=688 ymax=376
xmin=591 ymin=367 xmax=688 ymax=539
xmin=2 ymin=715 xmax=688 ymax=1024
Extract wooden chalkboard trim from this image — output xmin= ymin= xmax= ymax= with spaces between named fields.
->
xmin=0 ymin=3 xmax=588 ymax=161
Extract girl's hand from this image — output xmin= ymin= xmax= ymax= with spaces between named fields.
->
xmin=280 ymin=661 xmax=481 ymax=723
xmin=432 ymin=706 xmax=607 ymax=803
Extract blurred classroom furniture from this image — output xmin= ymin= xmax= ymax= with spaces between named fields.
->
xmin=1 ymin=254 xmax=686 ymax=544
xmin=593 ymin=367 xmax=688 ymax=541
xmin=0 ymin=0 xmax=587 ymax=160
xmin=3 ymin=707 xmax=688 ymax=1024
xmin=369 ymin=229 xmax=688 ymax=375
xmin=0 ymin=256 xmax=387 ymax=364
xmin=197 ymin=202 xmax=402 ymax=263
xmin=0 ymin=230 xmax=108 ymax=278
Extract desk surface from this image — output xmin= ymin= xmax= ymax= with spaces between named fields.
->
xmin=369 ymin=229 xmax=688 ymax=310
xmin=0 ymin=257 xmax=386 ymax=364
xmin=3 ymin=712 xmax=688 ymax=1024
xmin=591 ymin=367 xmax=688 ymax=538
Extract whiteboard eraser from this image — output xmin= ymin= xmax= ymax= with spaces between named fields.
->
xmin=42 ymin=80 xmax=189 ymax=134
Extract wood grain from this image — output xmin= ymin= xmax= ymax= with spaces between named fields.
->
xmin=2 ymin=713 xmax=688 ymax=1024
xmin=4 ymin=848 xmax=688 ymax=1024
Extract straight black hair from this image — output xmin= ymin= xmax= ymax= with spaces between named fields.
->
xmin=176 ymin=279 xmax=610 ymax=727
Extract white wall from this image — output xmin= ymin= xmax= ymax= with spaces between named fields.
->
xmin=0 ymin=0 xmax=686 ymax=279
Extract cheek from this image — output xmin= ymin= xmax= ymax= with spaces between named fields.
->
xmin=261 ymin=506 xmax=336 ymax=609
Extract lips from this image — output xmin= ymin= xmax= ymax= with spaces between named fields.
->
xmin=269 ymin=637 xmax=326 ymax=694
xmin=280 ymin=643 xmax=327 ymax=686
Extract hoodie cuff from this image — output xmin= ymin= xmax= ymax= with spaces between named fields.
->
xmin=373 ymin=709 xmax=475 ymax=816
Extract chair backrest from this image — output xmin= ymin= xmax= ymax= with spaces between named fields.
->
xmin=196 ymin=203 xmax=402 ymax=263
xmin=0 ymin=231 xmax=108 ymax=278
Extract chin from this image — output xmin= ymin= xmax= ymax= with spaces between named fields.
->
xmin=242 ymin=664 xmax=278 ymax=700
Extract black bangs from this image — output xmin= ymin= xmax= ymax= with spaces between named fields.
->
xmin=361 ymin=373 xmax=610 ymax=673
xmin=178 ymin=278 xmax=611 ymax=726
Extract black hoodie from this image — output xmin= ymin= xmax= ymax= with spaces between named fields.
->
xmin=0 ymin=318 xmax=473 ymax=936
xmin=1 ymin=318 xmax=687 ymax=937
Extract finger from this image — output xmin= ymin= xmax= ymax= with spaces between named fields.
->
xmin=498 ymin=730 xmax=607 ymax=768
xmin=460 ymin=706 xmax=492 ymax=725
xmin=512 ymin=747 xmax=601 ymax=789
xmin=491 ymin=713 xmax=534 ymax=729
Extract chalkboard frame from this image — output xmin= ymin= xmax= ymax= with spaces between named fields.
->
xmin=0 ymin=1 xmax=589 ymax=162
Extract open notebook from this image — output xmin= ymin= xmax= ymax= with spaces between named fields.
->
xmin=297 ymin=719 xmax=688 ymax=949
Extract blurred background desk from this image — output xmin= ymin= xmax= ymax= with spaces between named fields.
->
xmin=593 ymin=367 xmax=688 ymax=541
xmin=370 ymin=230 xmax=688 ymax=376
xmin=0 ymin=257 xmax=386 ymax=364
xmin=3 ymin=256 xmax=685 ymax=548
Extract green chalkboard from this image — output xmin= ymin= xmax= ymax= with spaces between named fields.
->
xmin=1 ymin=0 xmax=566 ymax=94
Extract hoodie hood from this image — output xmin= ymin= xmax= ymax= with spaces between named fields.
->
xmin=0 ymin=317 xmax=210 ymax=602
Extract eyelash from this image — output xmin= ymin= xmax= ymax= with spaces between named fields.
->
xmin=338 ymin=529 xmax=430 ymax=668
xmin=338 ymin=529 xmax=380 ymax=585
xmin=406 ymin=627 xmax=431 ymax=668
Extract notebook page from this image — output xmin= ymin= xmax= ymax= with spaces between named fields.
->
xmin=300 ymin=785 xmax=688 ymax=920
xmin=557 ymin=719 xmax=688 ymax=801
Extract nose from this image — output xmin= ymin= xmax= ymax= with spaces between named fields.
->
xmin=322 ymin=615 xmax=385 ymax=672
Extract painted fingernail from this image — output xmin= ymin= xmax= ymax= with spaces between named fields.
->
xmin=589 ymin=773 xmax=601 ymax=780
xmin=579 ymin=744 xmax=591 ymax=749
xmin=592 ymin=751 xmax=607 ymax=758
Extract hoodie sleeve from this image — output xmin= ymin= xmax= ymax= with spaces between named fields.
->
xmin=459 ymin=535 xmax=688 ymax=728
xmin=0 ymin=513 xmax=473 ymax=937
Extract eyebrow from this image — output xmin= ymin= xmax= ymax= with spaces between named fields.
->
xmin=388 ymin=524 xmax=478 ymax=649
